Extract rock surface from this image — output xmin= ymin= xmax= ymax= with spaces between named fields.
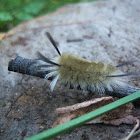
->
xmin=0 ymin=0 xmax=140 ymax=139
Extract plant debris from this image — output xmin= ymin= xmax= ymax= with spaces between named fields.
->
xmin=53 ymin=97 xmax=139 ymax=127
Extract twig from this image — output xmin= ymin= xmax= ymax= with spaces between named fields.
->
xmin=129 ymin=129 xmax=140 ymax=140
xmin=123 ymin=119 xmax=140 ymax=140
xmin=4 ymin=18 xmax=99 ymax=39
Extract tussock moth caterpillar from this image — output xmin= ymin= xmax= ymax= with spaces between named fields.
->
xmin=36 ymin=32 xmax=140 ymax=97
xmin=8 ymin=32 xmax=140 ymax=97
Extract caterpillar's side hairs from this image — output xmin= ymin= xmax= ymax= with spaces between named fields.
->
xmin=116 ymin=60 xmax=137 ymax=67
xmin=8 ymin=32 xmax=140 ymax=98
xmin=45 ymin=32 xmax=61 ymax=56
xmin=36 ymin=51 xmax=60 ymax=66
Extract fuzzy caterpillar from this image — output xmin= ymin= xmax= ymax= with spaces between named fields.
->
xmin=8 ymin=32 xmax=140 ymax=98
xmin=36 ymin=32 xmax=140 ymax=97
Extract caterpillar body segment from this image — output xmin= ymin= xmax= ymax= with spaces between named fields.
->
xmin=40 ymin=52 xmax=126 ymax=94
xmin=8 ymin=32 xmax=140 ymax=98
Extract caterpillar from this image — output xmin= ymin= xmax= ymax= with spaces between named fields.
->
xmin=8 ymin=32 xmax=140 ymax=98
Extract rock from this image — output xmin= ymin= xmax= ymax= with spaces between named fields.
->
xmin=0 ymin=0 xmax=140 ymax=139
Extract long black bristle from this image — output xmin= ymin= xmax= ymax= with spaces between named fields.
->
xmin=38 ymin=64 xmax=54 ymax=67
xmin=116 ymin=60 xmax=137 ymax=67
xmin=36 ymin=51 xmax=60 ymax=66
xmin=45 ymin=32 xmax=61 ymax=56
xmin=107 ymin=72 xmax=140 ymax=77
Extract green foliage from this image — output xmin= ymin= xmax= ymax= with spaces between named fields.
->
xmin=23 ymin=2 xmax=44 ymax=15
xmin=0 ymin=0 xmax=95 ymax=32
xmin=0 ymin=0 xmax=45 ymax=31
xmin=0 ymin=12 xmax=13 ymax=21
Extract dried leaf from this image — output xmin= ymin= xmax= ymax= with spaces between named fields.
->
xmin=53 ymin=97 xmax=138 ymax=127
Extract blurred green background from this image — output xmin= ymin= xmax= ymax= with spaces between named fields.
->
xmin=0 ymin=0 xmax=95 ymax=32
